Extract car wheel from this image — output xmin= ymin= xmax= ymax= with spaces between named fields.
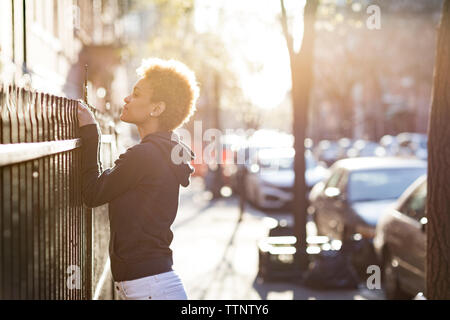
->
xmin=382 ymin=252 xmax=412 ymax=300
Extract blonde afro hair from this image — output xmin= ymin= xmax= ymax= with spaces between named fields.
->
xmin=137 ymin=58 xmax=200 ymax=131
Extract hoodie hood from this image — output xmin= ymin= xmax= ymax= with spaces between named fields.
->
xmin=141 ymin=131 xmax=196 ymax=187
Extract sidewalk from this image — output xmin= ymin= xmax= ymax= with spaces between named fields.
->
xmin=171 ymin=180 xmax=385 ymax=300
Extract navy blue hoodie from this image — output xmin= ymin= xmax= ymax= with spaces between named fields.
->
xmin=78 ymin=123 xmax=195 ymax=281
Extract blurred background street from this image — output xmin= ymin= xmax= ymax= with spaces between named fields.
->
xmin=1 ymin=0 xmax=450 ymax=300
xmin=172 ymin=177 xmax=385 ymax=300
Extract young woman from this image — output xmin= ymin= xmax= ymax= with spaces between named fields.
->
xmin=77 ymin=58 xmax=199 ymax=300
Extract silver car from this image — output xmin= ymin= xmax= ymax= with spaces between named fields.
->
xmin=244 ymin=148 xmax=329 ymax=210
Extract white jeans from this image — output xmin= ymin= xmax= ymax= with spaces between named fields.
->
xmin=114 ymin=270 xmax=188 ymax=300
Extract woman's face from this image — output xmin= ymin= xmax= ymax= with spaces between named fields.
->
xmin=120 ymin=78 xmax=154 ymax=124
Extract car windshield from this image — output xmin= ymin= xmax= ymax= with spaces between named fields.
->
xmin=348 ymin=167 xmax=426 ymax=202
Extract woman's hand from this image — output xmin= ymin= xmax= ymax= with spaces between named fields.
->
xmin=77 ymin=100 xmax=97 ymax=127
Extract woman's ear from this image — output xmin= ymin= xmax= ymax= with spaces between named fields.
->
xmin=150 ymin=102 xmax=166 ymax=117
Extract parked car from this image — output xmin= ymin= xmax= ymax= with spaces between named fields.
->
xmin=194 ymin=134 xmax=243 ymax=191
xmin=244 ymin=148 xmax=329 ymax=210
xmin=309 ymin=157 xmax=427 ymax=266
xmin=374 ymin=175 xmax=427 ymax=299
xmin=396 ymin=132 xmax=428 ymax=160
xmin=315 ymin=140 xmax=340 ymax=167
xmin=379 ymin=135 xmax=399 ymax=157
xmin=380 ymin=133 xmax=428 ymax=160
xmin=229 ymin=130 xmax=294 ymax=193
xmin=336 ymin=138 xmax=355 ymax=159
xmin=347 ymin=140 xmax=385 ymax=158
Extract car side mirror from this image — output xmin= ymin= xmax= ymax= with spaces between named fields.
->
xmin=420 ymin=217 xmax=428 ymax=233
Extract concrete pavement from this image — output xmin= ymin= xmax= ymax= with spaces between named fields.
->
xmin=171 ymin=178 xmax=385 ymax=300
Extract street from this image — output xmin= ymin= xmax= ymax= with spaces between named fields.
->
xmin=172 ymin=178 xmax=385 ymax=300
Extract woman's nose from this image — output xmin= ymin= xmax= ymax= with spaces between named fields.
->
xmin=124 ymin=95 xmax=130 ymax=103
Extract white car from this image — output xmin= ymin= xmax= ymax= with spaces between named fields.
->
xmin=244 ymin=148 xmax=329 ymax=210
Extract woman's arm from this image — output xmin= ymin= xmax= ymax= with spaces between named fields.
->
xmin=78 ymin=123 xmax=152 ymax=208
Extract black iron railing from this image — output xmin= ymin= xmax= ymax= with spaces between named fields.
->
xmin=0 ymin=83 xmax=117 ymax=300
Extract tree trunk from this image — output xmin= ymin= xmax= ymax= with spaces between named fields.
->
xmin=281 ymin=0 xmax=319 ymax=271
xmin=426 ymin=0 xmax=450 ymax=300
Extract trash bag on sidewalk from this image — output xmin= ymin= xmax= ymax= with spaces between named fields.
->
xmin=302 ymin=243 xmax=360 ymax=290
